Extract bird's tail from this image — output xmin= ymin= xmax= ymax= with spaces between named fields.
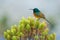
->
xmin=45 ymin=18 xmax=53 ymax=26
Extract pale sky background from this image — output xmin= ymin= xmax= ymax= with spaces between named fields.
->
xmin=0 ymin=0 xmax=60 ymax=36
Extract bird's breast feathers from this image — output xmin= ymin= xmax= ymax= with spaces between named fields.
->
xmin=34 ymin=12 xmax=45 ymax=19
xmin=34 ymin=13 xmax=40 ymax=18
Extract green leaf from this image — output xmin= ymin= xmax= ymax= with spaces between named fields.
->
xmin=7 ymin=34 xmax=11 ymax=40
xmin=7 ymin=30 xmax=11 ymax=34
xmin=18 ymin=32 xmax=24 ymax=37
xmin=34 ymin=35 xmax=39 ymax=40
xmin=35 ymin=20 xmax=40 ymax=29
xmin=39 ymin=22 xmax=45 ymax=29
xmin=12 ymin=36 xmax=17 ymax=40
xmin=11 ymin=28 xmax=16 ymax=35
xmin=4 ymin=31 xmax=7 ymax=38
xmin=25 ymin=24 xmax=30 ymax=31
xmin=19 ymin=23 xmax=24 ymax=32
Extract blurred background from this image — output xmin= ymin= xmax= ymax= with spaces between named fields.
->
xmin=0 ymin=0 xmax=60 ymax=40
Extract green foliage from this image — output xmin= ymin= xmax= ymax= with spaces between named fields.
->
xmin=34 ymin=35 xmax=39 ymax=40
xmin=25 ymin=24 xmax=30 ymax=31
xmin=4 ymin=32 xmax=7 ymax=38
xmin=12 ymin=36 xmax=18 ymax=40
xmin=35 ymin=20 xmax=40 ymax=29
xmin=4 ymin=17 xmax=56 ymax=40
xmin=18 ymin=24 xmax=24 ymax=32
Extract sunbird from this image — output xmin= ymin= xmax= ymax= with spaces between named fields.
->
xmin=29 ymin=8 xmax=51 ymax=24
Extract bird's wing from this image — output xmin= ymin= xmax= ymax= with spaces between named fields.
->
xmin=39 ymin=12 xmax=46 ymax=19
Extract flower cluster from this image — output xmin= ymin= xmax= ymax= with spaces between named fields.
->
xmin=4 ymin=17 xmax=56 ymax=40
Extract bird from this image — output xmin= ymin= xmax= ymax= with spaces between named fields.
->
xmin=29 ymin=8 xmax=51 ymax=25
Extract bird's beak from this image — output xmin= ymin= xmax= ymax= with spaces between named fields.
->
xmin=29 ymin=9 xmax=33 ymax=10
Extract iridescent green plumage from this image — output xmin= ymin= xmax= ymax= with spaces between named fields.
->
xmin=33 ymin=8 xmax=40 ymax=16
